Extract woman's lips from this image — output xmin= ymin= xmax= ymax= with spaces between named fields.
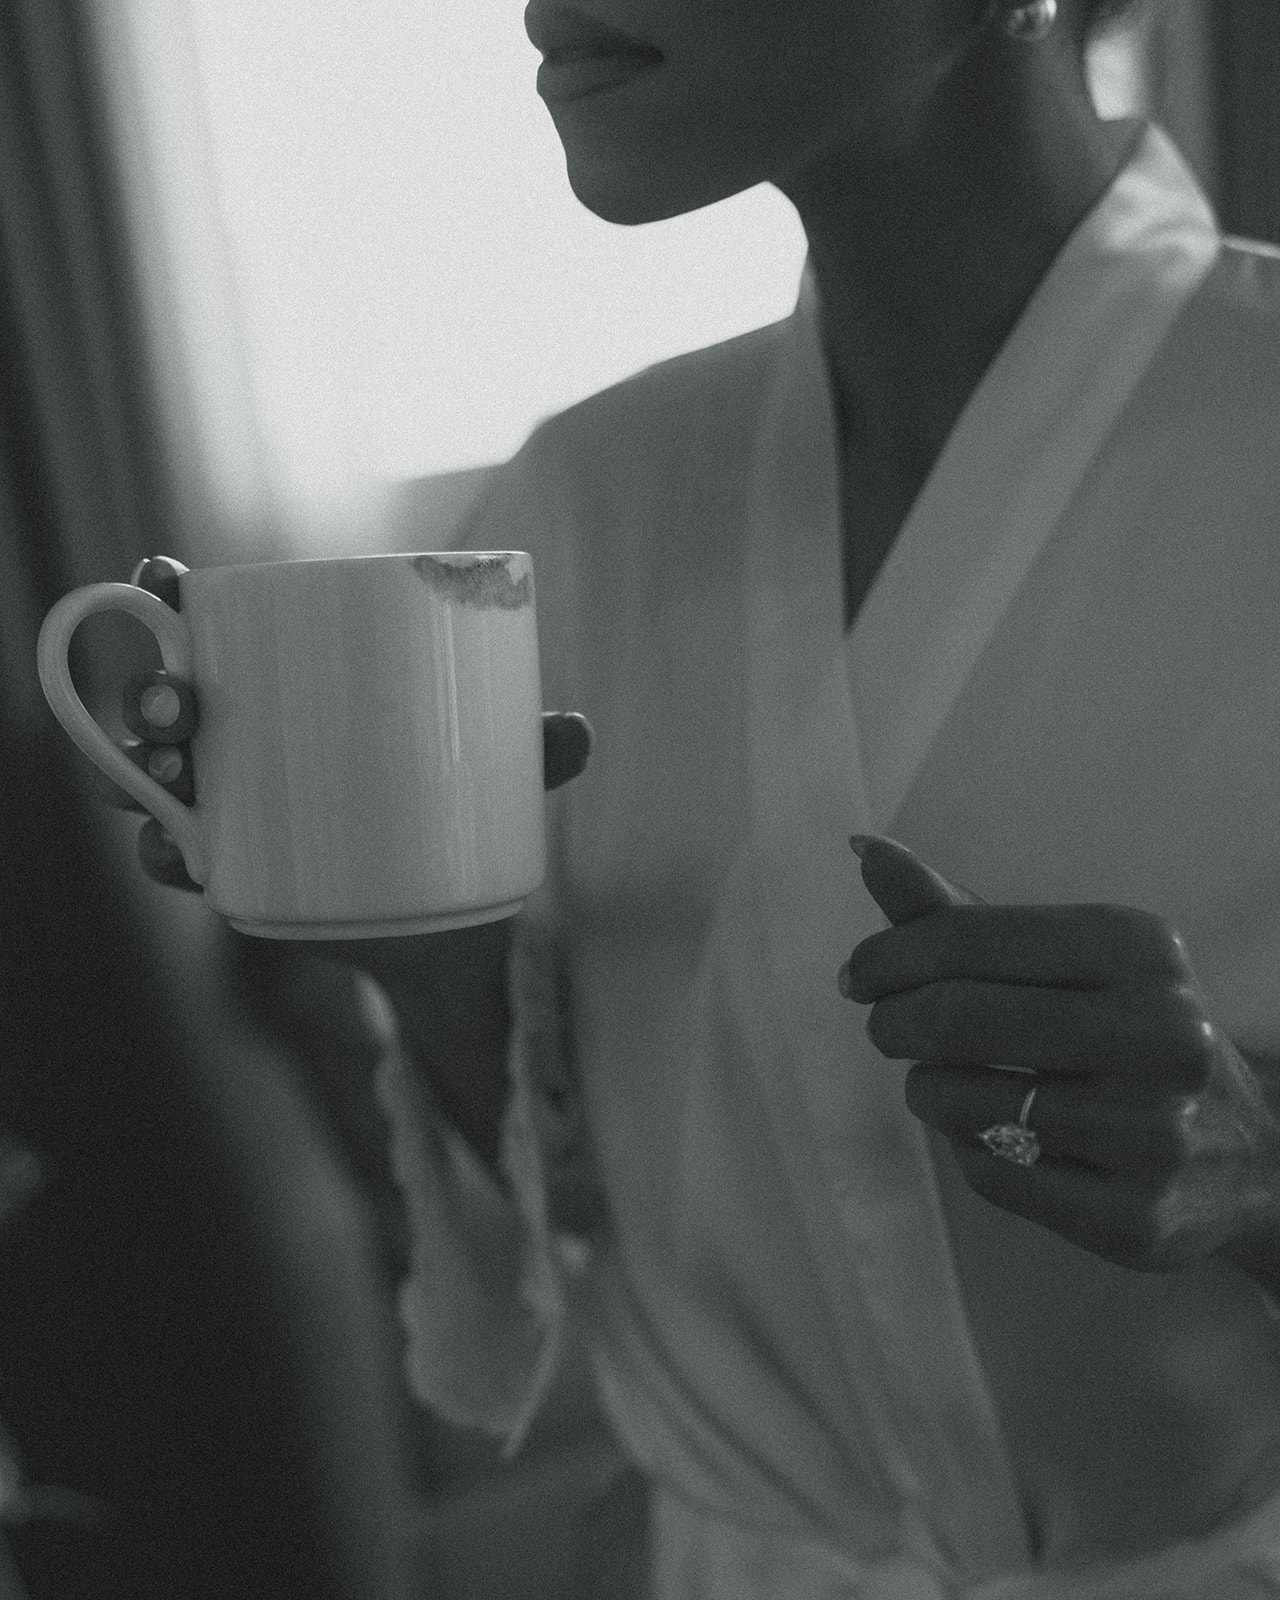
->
xmin=524 ymin=2 xmax=663 ymax=103
xmin=535 ymin=52 xmax=662 ymax=103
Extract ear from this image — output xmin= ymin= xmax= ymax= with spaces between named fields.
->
xmin=850 ymin=834 xmax=984 ymax=926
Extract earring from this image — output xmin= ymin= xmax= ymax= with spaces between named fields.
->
xmin=1003 ymin=0 xmax=1058 ymax=40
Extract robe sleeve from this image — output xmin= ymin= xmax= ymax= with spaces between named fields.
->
xmin=368 ymin=908 xmax=604 ymax=1460
xmin=370 ymin=414 xmax=606 ymax=1456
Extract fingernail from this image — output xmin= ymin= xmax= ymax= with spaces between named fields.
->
xmin=130 ymin=557 xmax=187 ymax=611
xmin=837 ymin=960 xmax=854 ymax=998
xmin=146 ymin=746 xmax=184 ymax=784
xmin=849 ymin=835 xmax=873 ymax=859
xmin=140 ymin=683 xmax=182 ymax=729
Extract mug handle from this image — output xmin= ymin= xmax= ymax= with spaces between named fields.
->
xmin=36 ymin=583 xmax=208 ymax=885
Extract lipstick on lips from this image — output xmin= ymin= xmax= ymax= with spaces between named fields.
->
xmin=525 ymin=2 xmax=664 ymax=104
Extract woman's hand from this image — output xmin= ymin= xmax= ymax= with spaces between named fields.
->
xmin=95 ymin=558 xmax=593 ymax=1179
xmin=100 ymin=557 xmax=593 ymax=892
xmin=86 ymin=557 xmax=200 ymax=885
xmin=839 ymin=835 xmax=1280 ymax=1278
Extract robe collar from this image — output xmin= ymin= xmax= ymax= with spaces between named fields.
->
xmin=758 ymin=122 xmax=1221 ymax=836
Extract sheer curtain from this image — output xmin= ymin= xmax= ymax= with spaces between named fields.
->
xmin=85 ymin=1 xmax=290 ymax=567
xmin=90 ymin=1 xmax=1198 ymax=570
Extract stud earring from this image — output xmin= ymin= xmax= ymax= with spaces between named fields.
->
xmin=1003 ymin=0 xmax=1058 ymax=41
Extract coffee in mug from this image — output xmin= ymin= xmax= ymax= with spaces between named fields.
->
xmin=37 ymin=551 xmax=545 ymax=938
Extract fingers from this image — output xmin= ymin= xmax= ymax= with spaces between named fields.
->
xmin=904 ymin=1064 xmax=1180 ymax=1174
xmin=115 ymin=564 xmax=587 ymax=898
xmin=91 ymin=738 xmax=195 ymax=812
xmin=861 ymin=976 xmax=1207 ymax=1079
xmin=851 ymin=834 xmax=980 ymax=923
xmin=136 ymin=818 xmax=201 ymax=892
xmin=130 ymin=555 xmax=188 ymax=609
xmin=128 ymin=737 xmax=195 ymax=804
xmin=115 ymin=558 xmax=199 ymax=889
xmin=543 ymin=711 xmax=592 ymax=791
xmin=844 ymin=901 xmax=1190 ymax=998
xmin=122 ymin=669 xmax=199 ymax=744
xmin=944 ymin=1139 xmax=1152 ymax=1268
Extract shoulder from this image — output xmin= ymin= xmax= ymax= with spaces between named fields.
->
xmin=518 ymin=318 xmax=784 ymax=493
xmin=1116 ymin=235 xmax=1280 ymax=513
xmin=1096 ymin=235 xmax=1280 ymax=615
xmin=1153 ymin=237 xmax=1280 ymax=419
xmin=459 ymin=315 xmax=786 ymax=560
xmin=456 ymin=317 xmax=788 ymax=689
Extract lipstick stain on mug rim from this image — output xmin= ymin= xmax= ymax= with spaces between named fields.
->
xmin=409 ymin=553 xmax=533 ymax=609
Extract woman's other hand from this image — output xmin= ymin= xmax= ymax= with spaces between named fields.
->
xmin=839 ymin=835 xmax=1280 ymax=1280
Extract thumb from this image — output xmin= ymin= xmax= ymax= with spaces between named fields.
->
xmin=850 ymin=834 xmax=984 ymax=925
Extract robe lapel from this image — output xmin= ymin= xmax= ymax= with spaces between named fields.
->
xmin=730 ymin=251 xmax=1031 ymax=1581
xmin=850 ymin=124 xmax=1220 ymax=833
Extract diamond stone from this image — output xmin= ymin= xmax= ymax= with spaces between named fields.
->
xmin=979 ymin=1122 xmax=1041 ymax=1166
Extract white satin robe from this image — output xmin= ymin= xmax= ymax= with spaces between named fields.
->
xmin=377 ymin=124 xmax=1280 ymax=1597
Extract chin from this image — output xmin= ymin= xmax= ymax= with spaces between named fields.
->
xmin=562 ymin=150 xmax=745 ymax=227
xmin=565 ymin=171 xmax=686 ymax=226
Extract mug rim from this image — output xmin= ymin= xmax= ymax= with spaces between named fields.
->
xmin=181 ymin=549 xmax=529 ymax=580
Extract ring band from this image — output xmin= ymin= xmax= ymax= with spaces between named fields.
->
xmin=979 ymin=1083 xmax=1041 ymax=1166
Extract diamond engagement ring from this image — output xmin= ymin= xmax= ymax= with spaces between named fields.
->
xmin=979 ymin=1085 xmax=1041 ymax=1166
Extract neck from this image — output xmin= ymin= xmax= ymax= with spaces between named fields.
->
xmin=778 ymin=26 xmax=1143 ymax=490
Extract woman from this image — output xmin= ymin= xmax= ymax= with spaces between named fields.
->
xmin=122 ymin=0 xmax=1280 ymax=1594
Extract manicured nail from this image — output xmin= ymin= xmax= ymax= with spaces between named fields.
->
xmin=837 ymin=960 xmax=854 ymax=998
xmin=123 ymin=670 xmax=199 ymax=744
xmin=146 ymin=746 xmax=184 ymax=784
xmin=140 ymin=683 xmax=182 ymax=729
xmin=849 ymin=835 xmax=873 ymax=858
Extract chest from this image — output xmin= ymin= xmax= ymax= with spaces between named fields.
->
xmin=838 ymin=444 xmax=924 ymax=631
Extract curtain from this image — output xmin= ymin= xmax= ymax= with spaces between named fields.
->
xmin=1143 ymin=0 xmax=1221 ymax=204
xmin=1136 ymin=0 xmax=1280 ymax=246
xmin=0 ymin=5 xmax=407 ymax=1596
xmin=1211 ymin=0 xmax=1280 ymax=243
xmin=83 ymin=0 xmax=293 ymax=568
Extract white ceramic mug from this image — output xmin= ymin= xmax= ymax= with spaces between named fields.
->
xmin=37 ymin=551 xmax=546 ymax=938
